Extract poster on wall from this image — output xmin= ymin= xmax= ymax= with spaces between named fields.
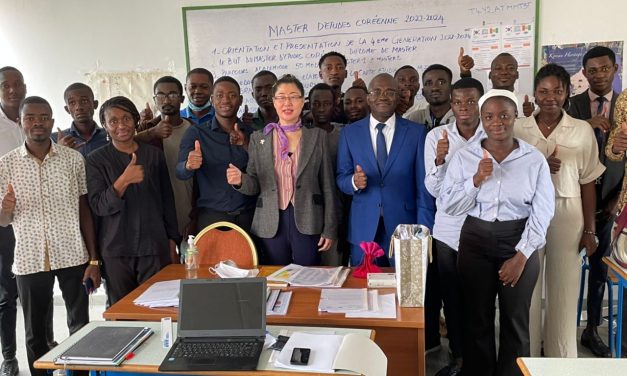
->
xmin=541 ymin=41 xmax=623 ymax=96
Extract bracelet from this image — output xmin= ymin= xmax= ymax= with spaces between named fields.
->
xmin=583 ymin=230 xmax=596 ymax=236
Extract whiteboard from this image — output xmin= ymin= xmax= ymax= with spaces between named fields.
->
xmin=183 ymin=0 xmax=537 ymax=110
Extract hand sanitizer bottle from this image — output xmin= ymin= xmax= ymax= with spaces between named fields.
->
xmin=185 ymin=235 xmax=198 ymax=278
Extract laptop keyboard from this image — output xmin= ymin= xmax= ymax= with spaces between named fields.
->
xmin=173 ymin=341 xmax=262 ymax=359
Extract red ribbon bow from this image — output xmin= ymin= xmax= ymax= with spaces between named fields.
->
xmin=353 ymin=241 xmax=384 ymax=278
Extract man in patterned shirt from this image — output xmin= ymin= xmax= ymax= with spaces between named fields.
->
xmin=0 ymin=96 xmax=101 ymax=376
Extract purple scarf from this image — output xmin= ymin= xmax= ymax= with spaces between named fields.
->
xmin=263 ymin=121 xmax=302 ymax=160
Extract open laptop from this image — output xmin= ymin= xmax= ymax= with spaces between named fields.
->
xmin=159 ymin=278 xmax=266 ymax=371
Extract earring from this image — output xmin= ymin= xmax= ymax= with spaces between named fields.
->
xmin=105 ymin=132 xmax=110 ymax=142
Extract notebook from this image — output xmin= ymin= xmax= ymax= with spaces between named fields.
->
xmin=55 ymin=326 xmax=153 ymax=366
xmin=159 ymin=278 xmax=266 ymax=371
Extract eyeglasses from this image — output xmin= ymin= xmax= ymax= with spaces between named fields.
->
xmin=273 ymin=95 xmax=303 ymax=103
xmin=368 ymin=89 xmax=398 ymax=98
xmin=154 ymin=93 xmax=181 ymax=101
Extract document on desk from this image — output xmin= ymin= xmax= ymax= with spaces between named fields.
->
xmin=318 ymin=288 xmax=368 ymax=313
xmin=346 ymin=292 xmax=397 ymax=319
xmin=267 ymin=264 xmax=348 ymax=287
xmin=133 ymin=279 xmax=180 ymax=308
xmin=275 ymin=332 xmax=387 ymax=375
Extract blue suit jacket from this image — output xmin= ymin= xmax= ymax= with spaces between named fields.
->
xmin=336 ymin=116 xmax=435 ymax=245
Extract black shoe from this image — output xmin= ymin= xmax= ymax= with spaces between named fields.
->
xmin=581 ymin=327 xmax=611 ymax=358
xmin=435 ymin=364 xmax=462 ymax=376
xmin=0 ymin=359 xmax=18 ymax=376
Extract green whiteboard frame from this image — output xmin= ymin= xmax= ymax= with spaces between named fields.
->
xmin=182 ymin=0 xmax=540 ymax=74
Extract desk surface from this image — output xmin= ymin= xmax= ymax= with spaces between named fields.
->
xmin=517 ymin=357 xmax=627 ymax=376
xmin=603 ymin=256 xmax=627 ymax=280
xmin=103 ymin=264 xmax=423 ymax=329
xmin=35 ymin=321 xmax=374 ymax=376
xmin=103 ymin=264 xmax=425 ymax=376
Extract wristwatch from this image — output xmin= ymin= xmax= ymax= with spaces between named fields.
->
xmin=88 ymin=260 xmax=102 ymax=266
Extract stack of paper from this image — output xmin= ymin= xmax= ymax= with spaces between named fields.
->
xmin=318 ymin=288 xmax=369 ymax=313
xmin=133 ymin=280 xmax=180 ymax=308
xmin=346 ymin=291 xmax=397 ymax=319
xmin=267 ymin=264 xmax=349 ymax=287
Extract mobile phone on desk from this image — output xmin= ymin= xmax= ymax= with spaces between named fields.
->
xmin=83 ymin=278 xmax=95 ymax=295
xmin=290 ymin=348 xmax=311 ymax=365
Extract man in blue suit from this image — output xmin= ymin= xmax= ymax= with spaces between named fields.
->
xmin=337 ymin=73 xmax=435 ymax=266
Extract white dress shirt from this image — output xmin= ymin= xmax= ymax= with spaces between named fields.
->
xmin=0 ymin=107 xmax=24 ymax=157
xmin=352 ymin=114 xmax=397 ymax=191
xmin=424 ymin=121 xmax=485 ymax=250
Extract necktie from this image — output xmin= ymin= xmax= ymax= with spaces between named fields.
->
xmin=376 ymin=123 xmax=388 ymax=173
xmin=596 ymin=96 xmax=606 ymax=116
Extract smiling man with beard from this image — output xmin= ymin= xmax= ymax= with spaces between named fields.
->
xmin=176 ymin=76 xmax=255 ymax=231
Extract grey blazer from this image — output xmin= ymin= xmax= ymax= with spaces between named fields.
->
xmin=237 ymin=126 xmax=339 ymax=239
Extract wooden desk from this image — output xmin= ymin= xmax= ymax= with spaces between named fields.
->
xmin=517 ymin=357 xmax=627 ymax=376
xmin=103 ymin=265 xmax=425 ymax=376
xmin=35 ymin=321 xmax=374 ymax=375
xmin=603 ymin=256 xmax=627 ymax=357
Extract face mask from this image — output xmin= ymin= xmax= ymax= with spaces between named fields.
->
xmin=209 ymin=260 xmax=259 ymax=278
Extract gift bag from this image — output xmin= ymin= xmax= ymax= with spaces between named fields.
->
xmin=611 ymin=204 xmax=627 ymax=268
xmin=389 ymin=224 xmax=432 ymax=307
xmin=353 ymin=241 xmax=384 ymax=278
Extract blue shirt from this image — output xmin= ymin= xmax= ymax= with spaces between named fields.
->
xmin=176 ymin=117 xmax=255 ymax=212
xmin=51 ymin=122 xmax=108 ymax=158
xmin=440 ymin=138 xmax=555 ymax=258
xmin=180 ymin=105 xmax=215 ymax=125
xmin=424 ymin=121 xmax=485 ymax=251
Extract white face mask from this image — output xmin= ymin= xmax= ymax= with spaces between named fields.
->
xmin=209 ymin=261 xmax=259 ymax=278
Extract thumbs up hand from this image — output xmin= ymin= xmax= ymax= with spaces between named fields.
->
xmin=152 ymin=115 xmax=173 ymax=139
xmin=139 ymin=102 xmax=154 ymax=130
xmin=352 ymin=71 xmax=367 ymax=89
xmin=56 ymin=127 xmax=85 ymax=150
xmin=458 ymin=47 xmax=474 ymax=74
xmin=611 ymin=123 xmax=627 ymax=155
xmin=473 ymin=149 xmax=493 ymax=187
xmin=1 ymin=184 xmax=16 ymax=215
xmin=522 ymin=95 xmax=534 ymax=117
xmin=353 ymin=164 xmax=367 ymax=190
xmin=229 ymin=124 xmax=247 ymax=146
xmin=122 ymin=153 xmax=144 ymax=185
xmin=241 ymin=104 xmax=254 ymax=126
xmin=186 ymin=140 xmax=203 ymax=170
xmin=226 ymin=163 xmax=243 ymax=186
xmin=435 ymin=130 xmax=449 ymax=166
xmin=547 ymin=145 xmax=561 ymax=174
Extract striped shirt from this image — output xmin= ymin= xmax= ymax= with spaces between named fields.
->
xmin=272 ymin=129 xmax=301 ymax=210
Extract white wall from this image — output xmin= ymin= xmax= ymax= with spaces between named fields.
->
xmin=1 ymin=0 xmax=626 ymax=125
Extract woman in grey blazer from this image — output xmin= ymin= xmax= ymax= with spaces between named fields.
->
xmin=227 ymin=74 xmax=338 ymax=265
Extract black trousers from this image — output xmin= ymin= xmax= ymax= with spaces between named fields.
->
xmin=586 ymin=215 xmax=614 ymax=326
xmin=458 ymin=217 xmax=539 ymax=376
xmin=197 ymin=207 xmax=254 ymax=234
xmin=16 ymin=264 xmax=89 ymax=376
xmin=103 ymin=255 xmax=170 ymax=305
xmin=0 ymin=226 xmax=17 ymax=361
xmin=435 ymin=239 xmax=463 ymax=359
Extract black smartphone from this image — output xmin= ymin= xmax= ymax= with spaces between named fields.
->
xmin=83 ymin=278 xmax=94 ymax=295
xmin=290 ymin=347 xmax=311 ymax=365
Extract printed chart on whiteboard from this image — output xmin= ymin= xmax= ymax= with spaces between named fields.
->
xmin=183 ymin=0 xmax=537 ymax=109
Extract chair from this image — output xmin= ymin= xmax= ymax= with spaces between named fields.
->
xmin=194 ymin=221 xmax=258 ymax=269
xmin=576 ymin=255 xmax=618 ymax=354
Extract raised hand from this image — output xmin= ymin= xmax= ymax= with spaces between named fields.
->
xmin=229 ymin=124 xmax=246 ymax=146
xmin=56 ymin=127 xmax=85 ymax=150
xmin=241 ymin=105 xmax=254 ymax=126
xmin=353 ymin=164 xmax=367 ymax=190
xmin=186 ymin=140 xmax=203 ymax=170
xmin=122 ymin=153 xmax=144 ymax=185
xmin=522 ymin=95 xmax=534 ymax=117
xmin=547 ymin=145 xmax=561 ymax=174
xmin=1 ymin=184 xmax=16 ymax=215
xmin=612 ymin=123 xmax=627 ymax=154
xmin=435 ymin=130 xmax=449 ymax=166
xmin=140 ymin=102 xmax=153 ymax=123
xmin=588 ymin=108 xmax=611 ymax=133
xmin=458 ymin=47 xmax=474 ymax=74
xmin=226 ymin=163 xmax=242 ymax=186
xmin=151 ymin=115 xmax=173 ymax=139
xmin=473 ymin=149 xmax=493 ymax=187
xmin=352 ymin=71 xmax=367 ymax=89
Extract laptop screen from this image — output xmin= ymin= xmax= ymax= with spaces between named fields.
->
xmin=177 ymin=278 xmax=266 ymax=338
